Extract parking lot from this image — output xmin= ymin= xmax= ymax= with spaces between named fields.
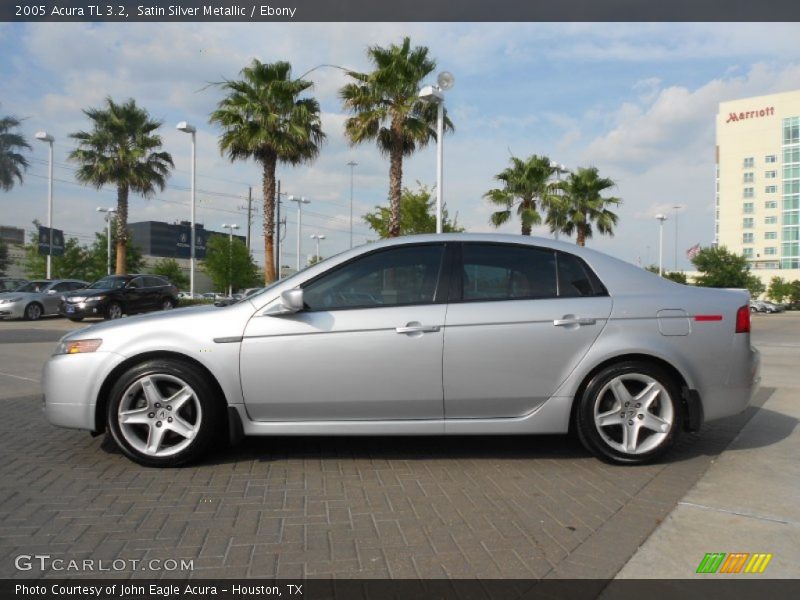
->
xmin=0 ymin=312 xmax=792 ymax=579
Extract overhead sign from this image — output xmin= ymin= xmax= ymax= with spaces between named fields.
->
xmin=37 ymin=225 xmax=64 ymax=257
xmin=175 ymin=225 xmax=207 ymax=259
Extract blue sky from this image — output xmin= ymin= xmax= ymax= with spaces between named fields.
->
xmin=2 ymin=22 xmax=800 ymax=270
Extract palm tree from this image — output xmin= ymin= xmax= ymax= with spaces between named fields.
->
xmin=0 ymin=113 xmax=31 ymax=192
xmin=553 ymin=166 xmax=621 ymax=246
xmin=485 ymin=155 xmax=556 ymax=236
xmin=69 ymin=98 xmax=173 ymax=274
xmin=340 ymin=37 xmax=453 ymax=238
xmin=210 ymin=59 xmax=324 ymax=282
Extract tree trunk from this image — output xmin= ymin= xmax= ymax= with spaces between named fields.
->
xmin=387 ymin=127 xmax=404 ymax=238
xmin=115 ymin=185 xmax=129 ymax=274
xmin=521 ymin=199 xmax=533 ymax=236
xmin=262 ymin=154 xmax=277 ymax=283
xmin=576 ymin=224 xmax=586 ymax=246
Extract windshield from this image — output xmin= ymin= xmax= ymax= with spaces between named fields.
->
xmin=88 ymin=277 xmax=127 ymax=290
xmin=16 ymin=281 xmax=50 ymax=293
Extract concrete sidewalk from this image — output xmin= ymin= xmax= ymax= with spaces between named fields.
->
xmin=616 ymin=341 xmax=800 ymax=578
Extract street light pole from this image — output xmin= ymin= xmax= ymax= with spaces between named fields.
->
xmin=177 ymin=122 xmax=197 ymax=297
xmin=310 ymin=234 xmax=326 ymax=262
xmin=673 ymin=205 xmax=681 ymax=271
xmin=419 ymin=72 xmax=454 ymax=234
xmin=347 ymin=161 xmax=357 ymax=248
xmin=288 ymin=196 xmax=309 ymax=272
xmin=221 ymin=223 xmax=240 ymax=296
xmin=35 ymin=131 xmax=54 ymax=278
xmin=656 ymin=214 xmax=668 ymax=277
xmin=96 ymin=207 xmax=117 ymax=275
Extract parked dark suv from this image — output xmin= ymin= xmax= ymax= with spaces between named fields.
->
xmin=60 ymin=274 xmax=178 ymax=321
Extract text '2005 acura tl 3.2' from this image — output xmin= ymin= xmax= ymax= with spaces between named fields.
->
xmin=43 ymin=234 xmax=760 ymax=467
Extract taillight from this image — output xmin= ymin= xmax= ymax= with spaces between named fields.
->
xmin=735 ymin=305 xmax=750 ymax=333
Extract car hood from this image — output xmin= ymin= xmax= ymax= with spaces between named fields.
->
xmin=65 ymin=289 xmax=107 ymax=298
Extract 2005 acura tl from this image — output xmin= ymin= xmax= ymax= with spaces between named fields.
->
xmin=43 ymin=234 xmax=760 ymax=467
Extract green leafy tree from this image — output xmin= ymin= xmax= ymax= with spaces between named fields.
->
xmin=644 ymin=265 xmax=688 ymax=284
xmin=341 ymin=37 xmax=453 ymax=238
xmin=202 ymin=235 xmax=260 ymax=293
xmin=308 ymin=255 xmax=324 ymax=266
xmin=485 ymin=155 xmax=555 ymax=236
xmin=0 ymin=112 xmax=31 ymax=191
xmin=364 ymin=184 xmax=464 ymax=238
xmin=82 ymin=225 xmax=145 ymax=282
xmin=152 ymin=258 xmax=189 ymax=289
xmin=210 ymin=60 xmax=324 ymax=283
xmin=767 ymin=276 xmax=792 ymax=304
xmin=552 ymin=167 xmax=621 ymax=246
xmin=788 ymin=280 xmax=800 ymax=305
xmin=69 ymin=97 xmax=173 ymax=274
xmin=23 ymin=231 xmax=86 ymax=280
xmin=747 ymin=276 xmax=766 ymax=299
xmin=0 ymin=239 xmax=8 ymax=276
xmin=692 ymin=246 xmax=759 ymax=289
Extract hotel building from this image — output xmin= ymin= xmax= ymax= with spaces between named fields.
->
xmin=716 ymin=89 xmax=800 ymax=285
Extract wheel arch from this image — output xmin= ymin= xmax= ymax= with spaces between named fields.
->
xmin=567 ymin=353 xmax=695 ymax=433
xmin=94 ymin=350 xmax=229 ymax=434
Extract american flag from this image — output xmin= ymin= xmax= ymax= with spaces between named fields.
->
xmin=686 ymin=243 xmax=701 ymax=260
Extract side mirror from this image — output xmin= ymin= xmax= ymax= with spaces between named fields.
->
xmin=264 ymin=288 xmax=305 ymax=316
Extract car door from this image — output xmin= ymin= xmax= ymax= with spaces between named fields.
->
xmin=44 ymin=282 xmax=71 ymax=314
xmin=123 ymin=277 xmax=147 ymax=312
xmin=240 ymin=243 xmax=449 ymax=422
xmin=443 ymin=243 xmax=612 ymax=419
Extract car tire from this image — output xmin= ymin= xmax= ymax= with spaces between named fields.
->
xmin=160 ymin=298 xmax=174 ymax=311
xmin=105 ymin=302 xmax=123 ymax=320
xmin=575 ymin=361 xmax=682 ymax=465
xmin=750 ymin=306 xmax=757 ymax=313
xmin=106 ymin=359 xmax=224 ymax=467
xmin=24 ymin=302 xmax=43 ymax=321
xmin=68 ymin=317 xmax=83 ymax=322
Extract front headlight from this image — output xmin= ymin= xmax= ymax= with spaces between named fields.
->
xmin=86 ymin=295 xmax=106 ymax=302
xmin=54 ymin=339 xmax=103 ymax=355
xmin=69 ymin=296 xmax=86 ymax=302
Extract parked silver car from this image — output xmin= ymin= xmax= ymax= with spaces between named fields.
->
xmin=43 ymin=234 xmax=760 ymax=467
xmin=0 ymin=279 xmax=88 ymax=320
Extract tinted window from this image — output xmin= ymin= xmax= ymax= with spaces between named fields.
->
xmin=304 ymin=244 xmax=445 ymax=310
xmin=52 ymin=282 xmax=73 ymax=292
xmin=128 ymin=278 xmax=145 ymax=289
xmin=557 ymin=252 xmax=606 ymax=297
xmin=17 ymin=281 xmax=49 ymax=293
xmin=461 ymin=244 xmax=557 ymax=301
xmin=70 ymin=282 xmax=86 ymax=291
xmin=88 ymin=277 xmax=127 ymax=290
xmin=145 ymin=276 xmax=167 ymax=287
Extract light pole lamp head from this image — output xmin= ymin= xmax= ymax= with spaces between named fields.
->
xmin=35 ymin=131 xmax=54 ymax=143
xmin=655 ymin=213 xmax=668 ymax=222
xmin=437 ymin=71 xmax=455 ymax=91
xmin=176 ymin=121 xmax=196 ymax=134
xmin=418 ymin=85 xmax=444 ymax=103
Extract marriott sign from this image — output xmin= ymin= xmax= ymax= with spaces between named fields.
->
xmin=726 ymin=106 xmax=775 ymax=124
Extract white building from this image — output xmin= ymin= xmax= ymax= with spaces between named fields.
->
xmin=716 ymin=90 xmax=800 ymax=285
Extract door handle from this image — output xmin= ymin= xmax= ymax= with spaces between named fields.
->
xmin=396 ymin=324 xmax=441 ymax=334
xmin=553 ymin=316 xmax=596 ymax=327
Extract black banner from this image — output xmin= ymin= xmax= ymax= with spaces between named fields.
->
xmin=3 ymin=0 xmax=800 ymax=23
xmin=37 ymin=225 xmax=64 ymax=257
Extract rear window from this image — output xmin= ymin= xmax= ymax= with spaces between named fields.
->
xmin=557 ymin=252 xmax=607 ymax=297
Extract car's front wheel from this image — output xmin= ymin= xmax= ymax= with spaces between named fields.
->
xmin=105 ymin=301 xmax=123 ymax=320
xmin=106 ymin=359 xmax=224 ymax=467
xmin=160 ymin=298 xmax=174 ymax=311
xmin=24 ymin=302 xmax=43 ymax=321
xmin=575 ymin=361 xmax=682 ymax=465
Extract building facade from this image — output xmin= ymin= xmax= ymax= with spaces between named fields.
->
xmin=716 ymin=90 xmax=800 ymax=285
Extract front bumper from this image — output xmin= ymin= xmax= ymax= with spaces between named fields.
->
xmin=43 ymin=350 xmax=125 ymax=431
xmin=0 ymin=302 xmax=26 ymax=319
xmin=60 ymin=301 xmax=106 ymax=319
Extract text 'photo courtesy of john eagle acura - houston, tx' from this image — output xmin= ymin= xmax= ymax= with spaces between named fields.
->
xmin=42 ymin=234 xmax=760 ymax=467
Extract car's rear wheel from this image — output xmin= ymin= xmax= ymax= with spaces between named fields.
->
xmin=24 ymin=302 xmax=43 ymax=321
xmin=105 ymin=302 xmax=123 ymax=320
xmin=575 ymin=361 xmax=682 ymax=465
xmin=160 ymin=298 xmax=174 ymax=311
xmin=106 ymin=359 xmax=223 ymax=467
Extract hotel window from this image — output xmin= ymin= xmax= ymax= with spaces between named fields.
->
xmin=783 ymin=213 xmax=800 ymax=225
xmin=743 ymin=247 xmax=754 ymax=257
xmin=765 ymin=170 xmax=777 ymax=179
xmin=765 ymin=185 xmax=777 ymax=194
xmin=785 ymin=147 xmax=800 ymax=164
xmin=786 ymin=181 xmax=800 ymax=195
xmin=765 ymin=200 xmax=778 ymax=209
xmin=784 ymin=117 xmax=799 ymax=145
xmin=764 ymin=247 xmax=777 ymax=255
xmin=784 ymin=166 xmax=800 ymax=179
xmin=765 ymin=216 xmax=778 ymax=225
xmin=744 ymin=202 xmax=755 ymax=213
xmin=765 ymin=231 xmax=778 ymax=240
xmin=743 ymin=157 xmax=755 ymax=168
xmin=743 ymin=172 xmax=754 ymax=183
xmin=765 ymin=155 xmax=777 ymax=163
xmin=784 ymin=197 xmax=800 ymax=210
xmin=743 ymin=217 xmax=754 ymax=228
xmin=744 ymin=187 xmax=754 ymax=198
xmin=743 ymin=233 xmax=754 ymax=244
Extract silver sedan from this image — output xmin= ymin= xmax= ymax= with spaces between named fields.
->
xmin=0 ymin=279 xmax=88 ymax=320
xmin=43 ymin=234 xmax=760 ymax=466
